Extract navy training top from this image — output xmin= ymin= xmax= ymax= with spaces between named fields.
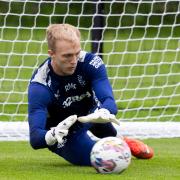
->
xmin=28 ymin=51 xmax=117 ymax=149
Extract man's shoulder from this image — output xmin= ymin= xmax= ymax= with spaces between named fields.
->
xmin=78 ymin=50 xmax=94 ymax=62
xmin=30 ymin=58 xmax=51 ymax=86
xmin=78 ymin=51 xmax=103 ymax=69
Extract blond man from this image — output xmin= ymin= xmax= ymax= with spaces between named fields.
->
xmin=28 ymin=24 xmax=153 ymax=166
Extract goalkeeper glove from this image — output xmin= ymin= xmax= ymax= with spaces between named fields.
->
xmin=45 ymin=115 xmax=77 ymax=146
xmin=77 ymin=108 xmax=120 ymax=125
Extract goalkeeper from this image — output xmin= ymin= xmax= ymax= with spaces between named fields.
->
xmin=28 ymin=24 xmax=153 ymax=166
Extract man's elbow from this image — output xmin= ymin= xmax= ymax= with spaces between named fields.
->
xmin=29 ymin=136 xmax=41 ymax=149
xmin=29 ymin=130 xmax=47 ymax=150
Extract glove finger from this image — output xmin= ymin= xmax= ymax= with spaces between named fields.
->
xmin=92 ymin=118 xmax=108 ymax=123
xmin=77 ymin=116 xmax=89 ymax=123
xmin=78 ymin=113 xmax=99 ymax=123
xmin=109 ymin=116 xmax=120 ymax=125
xmin=58 ymin=115 xmax=77 ymax=129
xmin=57 ymin=129 xmax=69 ymax=136
xmin=56 ymin=129 xmax=68 ymax=143
xmin=56 ymin=136 xmax=63 ymax=144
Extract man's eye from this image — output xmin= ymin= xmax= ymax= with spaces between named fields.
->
xmin=64 ymin=54 xmax=72 ymax=58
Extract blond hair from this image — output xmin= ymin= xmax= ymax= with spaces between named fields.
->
xmin=46 ymin=24 xmax=81 ymax=51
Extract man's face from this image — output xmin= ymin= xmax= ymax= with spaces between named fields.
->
xmin=49 ymin=39 xmax=81 ymax=76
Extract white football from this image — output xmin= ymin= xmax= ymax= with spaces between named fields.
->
xmin=90 ymin=137 xmax=131 ymax=174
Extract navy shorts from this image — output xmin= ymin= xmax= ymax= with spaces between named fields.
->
xmin=49 ymin=122 xmax=117 ymax=166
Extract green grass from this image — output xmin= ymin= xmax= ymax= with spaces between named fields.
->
xmin=0 ymin=28 xmax=180 ymax=121
xmin=0 ymin=138 xmax=180 ymax=180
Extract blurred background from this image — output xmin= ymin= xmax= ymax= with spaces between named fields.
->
xmin=0 ymin=0 xmax=180 ymax=123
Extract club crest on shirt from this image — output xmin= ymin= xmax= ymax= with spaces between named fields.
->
xmin=77 ymin=75 xmax=86 ymax=86
xmin=89 ymin=56 xmax=103 ymax=69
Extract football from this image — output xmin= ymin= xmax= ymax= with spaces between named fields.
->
xmin=90 ymin=137 xmax=131 ymax=174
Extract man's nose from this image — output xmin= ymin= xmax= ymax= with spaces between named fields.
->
xmin=70 ymin=55 xmax=78 ymax=64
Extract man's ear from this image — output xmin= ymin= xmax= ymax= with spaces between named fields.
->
xmin=48 ymin=49 xmax=55 ymax=58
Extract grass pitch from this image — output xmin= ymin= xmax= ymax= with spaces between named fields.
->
xmin=0 ymin=138 xmax=180 ymax=180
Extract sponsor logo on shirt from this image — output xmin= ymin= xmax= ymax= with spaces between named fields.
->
xmin=65 ymin=83 xmax=77 ymax=92
xmin=62 ymin=91 xmax=91 ymax=108
xmin=89 ymin=56 xmax=103 ymax=69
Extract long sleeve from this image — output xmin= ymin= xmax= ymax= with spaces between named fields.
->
xmin=28 ymin=83 xmax=52 ymax=149
xmin=92 ymin=77 xmax=117 ymax=115
xmin=85 ymin=55 xmax=118 ymax=115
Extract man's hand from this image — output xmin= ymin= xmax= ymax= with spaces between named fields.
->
xmin=45 ymin=115 xmax=77 ymax=146
xmin=77 ymin=108 xmax=119 ymax=125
